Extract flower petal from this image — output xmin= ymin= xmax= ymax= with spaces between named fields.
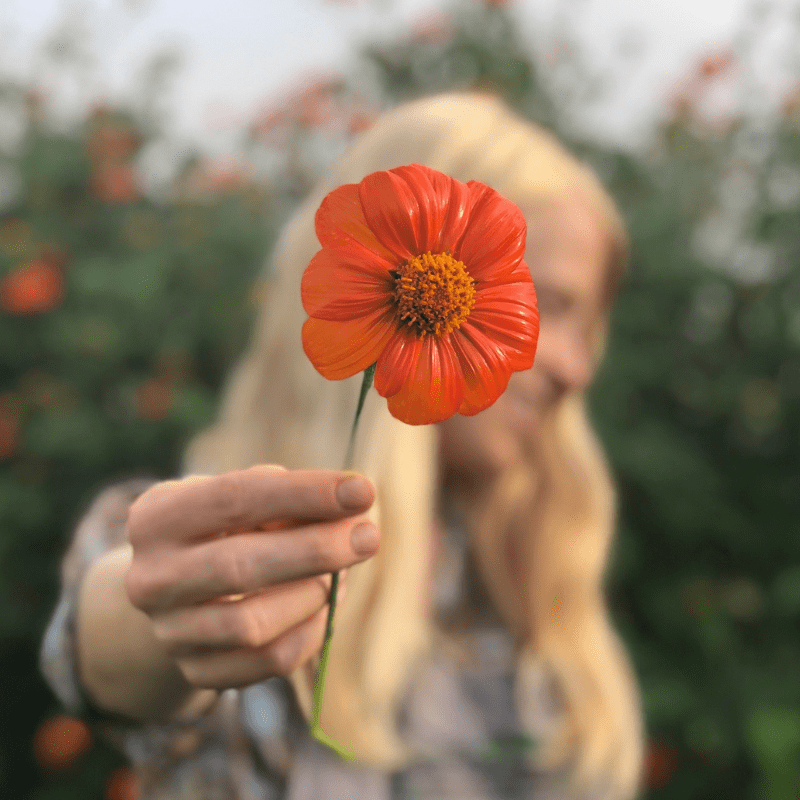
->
xmin=472 ymin=256 xmax=533 ymax=290
xmin=315 ymin=183 xmax=398 ymax=263
xmin=301 ymin=247 xmax=395 ymax=320
xmin=390 ymin=165 xmax=472 ymax=254
xmin=455 ymin=181 xmax=527 ymax=281
xmin=358 ymin=169 xmax=422 ymax=262
xmin=470 ymin=274 xmax=539 ymax=371
xmin=450 ymin=323 xmax=514 ymax=416
xmin=302 ymin=309 xmax=396 ymax=380
xmin=385 ymin=335 xmax=464 ymax=425
xmin=374 ymin=327 xmax=423 ymax=398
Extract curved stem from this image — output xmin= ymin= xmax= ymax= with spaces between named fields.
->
xmin=310 ymin=363 xmax=375 ymax=759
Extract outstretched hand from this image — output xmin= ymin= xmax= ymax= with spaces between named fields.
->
xmin=124 ymin=465 xmax=379 ymax=691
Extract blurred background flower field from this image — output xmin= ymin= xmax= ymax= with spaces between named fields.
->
xmin=2 ymin=1 xmax=800 ymax=798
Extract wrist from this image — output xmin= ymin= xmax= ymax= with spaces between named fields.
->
xmin=76 ymin=545 xmax=206 ymax=722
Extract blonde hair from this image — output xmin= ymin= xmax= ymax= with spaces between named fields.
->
xmin=184 ymin=92 xmax=642 ymax=799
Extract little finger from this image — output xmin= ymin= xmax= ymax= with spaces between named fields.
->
xmin=175 ymin=606 xmax=329 ymax=690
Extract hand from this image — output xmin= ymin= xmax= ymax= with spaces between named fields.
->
xmin=124 ymin=465 xmax=378 ymax=691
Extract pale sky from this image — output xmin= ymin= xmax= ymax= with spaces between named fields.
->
xmin=0 ymin=0 xmax=792 ymax=151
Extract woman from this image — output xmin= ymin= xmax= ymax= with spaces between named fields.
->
xmin=41 ymin=92 xmax=642 ymax=799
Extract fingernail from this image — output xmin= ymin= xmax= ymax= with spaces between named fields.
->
xmin=350 ymin=522 xmax=379 ymax=556
xmin=336 ymin=476 xmax=373 ymax=510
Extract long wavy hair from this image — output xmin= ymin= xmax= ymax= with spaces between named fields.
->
xmin=184 ymin=92 xmax=642 ymax=799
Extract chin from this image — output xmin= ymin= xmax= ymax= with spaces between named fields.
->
xmin=497 ymin=394 xmax=540 ymax=447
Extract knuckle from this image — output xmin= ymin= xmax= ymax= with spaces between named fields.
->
xmin=304 ymin=527 xmax=340 ymax=573
xmin=230 ymin=606 xmax=267 ymax=650
xmin=271 ymin=613 xmax=323 ymax=675
xmin=222 ymin=545 xmax=254 ymax=593
xmin=213 ymin=470 xmax=251 ymax=530
xmin=311 ymin=574 xmax=332 ymax=600
xmin=176 ymin=659 xmax=208 ymax=689
xmin=125 ymin=496 xmax=147 ymax=545
xmin=190 ymin=610 xmax=219 ymax=643
xmin=150 ymin=611 xmax=195 ymax=652
xmin=301 ymin=575 xmax=332 ymax=612
xmin=126 ymin=480 xmax=177 ymax=543
xmin=153 ymin=628 xmax=186 ymax=659
xmin=149 ymin=617 xmax=172 ymax=645
xmin=269 ymin=637 xmax=305 ymax=675
xmin=123 ymin=563 xmax=151 ymax=609
xmin=178 ymin=659 xmax=231 ymax=691
xmin=125 ymin=557 xmax=173 ymax=611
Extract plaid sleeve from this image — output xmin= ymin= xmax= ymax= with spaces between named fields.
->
xmin=40 ymin=478 xmax=156 ymax=714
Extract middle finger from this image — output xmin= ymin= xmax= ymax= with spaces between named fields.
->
xmin=132 ymin=517 xmax=377 ymax=611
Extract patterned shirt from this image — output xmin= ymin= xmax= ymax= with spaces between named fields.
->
xmin=40 ymin=479 xmax=588 ymax=800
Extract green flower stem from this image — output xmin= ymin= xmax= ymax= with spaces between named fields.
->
xmin=310 ymin=362 xmax=376 ymax=759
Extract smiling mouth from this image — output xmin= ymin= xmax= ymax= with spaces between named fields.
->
xmin=506 ymin=380 xmax=565 ymax=421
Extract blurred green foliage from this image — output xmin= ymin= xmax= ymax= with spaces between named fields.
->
xmin=3 ymin=1 xmax=800 ymax=798
xmin=0 ymin=88 xmax=278 ymax=798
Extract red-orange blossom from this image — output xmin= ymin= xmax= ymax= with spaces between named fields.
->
xmin=301 ymin=163 xmax=539 ymax=425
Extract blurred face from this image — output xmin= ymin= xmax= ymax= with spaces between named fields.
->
xmin=438 ymin=193 xmax=613 ymax=488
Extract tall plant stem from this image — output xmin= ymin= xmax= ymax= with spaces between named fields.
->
xmin=310 ymin=363 xmax=375 ymax=759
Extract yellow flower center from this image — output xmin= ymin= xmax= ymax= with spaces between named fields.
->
xmin=392 ymin=251 xmax=476 ymax=337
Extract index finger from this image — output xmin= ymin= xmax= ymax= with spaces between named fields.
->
xmin=128 ymin=465 xmax=375 ymax=545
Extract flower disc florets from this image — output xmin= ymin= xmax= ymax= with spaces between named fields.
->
xmin=301 ymin=163 xmax=539 ymax=425
xmin=393 ymin=251 xmax=476 ymax=337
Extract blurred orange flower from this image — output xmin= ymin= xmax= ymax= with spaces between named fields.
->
xmin=88 ymin=122 xmax=141 ymax=164
xmin=92 ymin=164 xmax=141 ymax=204
xmin=643 ymin=739 xmax=678 ymax=788
xmin=0 ymin=416 xmax=18 ymax=460
xmin=180 ymin=156 xmax=250 ymax=199
xmin=33 ymin=715 xmax=93 ymax=770
xmin=251 ymin=76 xmax=343 ymax=136
xmin=105 ymin=766 xmax=140 ymax=800
xmin=411 ymin=12 xmax=456 ymax=45
xmin=346 ymin=111 xmax=376 ymax=135
xmin=301 ymin=164 xmax=539 ymax=425
xmin=697 ymin=50 xmax=736 ymax=82
xmin=0 ymin=259 xmax=64 ymax=315
xmin=0 ymin=393 xmax=24 ymax=461
xmin=136 ymin=378 xmax=175 ymax=421
xmin=782 ymin=86 xmax=800 ymax=119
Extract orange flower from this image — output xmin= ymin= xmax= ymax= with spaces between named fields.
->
xmin=105 ymin=766 xmax=140 ymax=800
xmin=92 ymin=164 xmax=141 ymax=204
xmin=136 ymin=377 xmax=175 ymax=420
xmin=643 ymin=739 xmax=678 ymax=788
xmin=301 ymin=164 xmax=539 ymax=425
xmin=411 ymin=12 xmax=456 ymax=45
xmin=88 ymin=122 xmax=141 ymax=164
xmin=0 ymin=393 xmax=24 ymax=460
xmin=0 ymin=259 xmax=64 ymax=315
xmin=33 ymin=715 xmax=93 ymax=770
xmin=697 ymin=50 xmax=736 ymax=82
xmin=0 ymin=415 xmax=18 ymax=460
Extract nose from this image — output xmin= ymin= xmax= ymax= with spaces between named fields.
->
xmin=535 ymin=321 xmax=593 ymax=395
